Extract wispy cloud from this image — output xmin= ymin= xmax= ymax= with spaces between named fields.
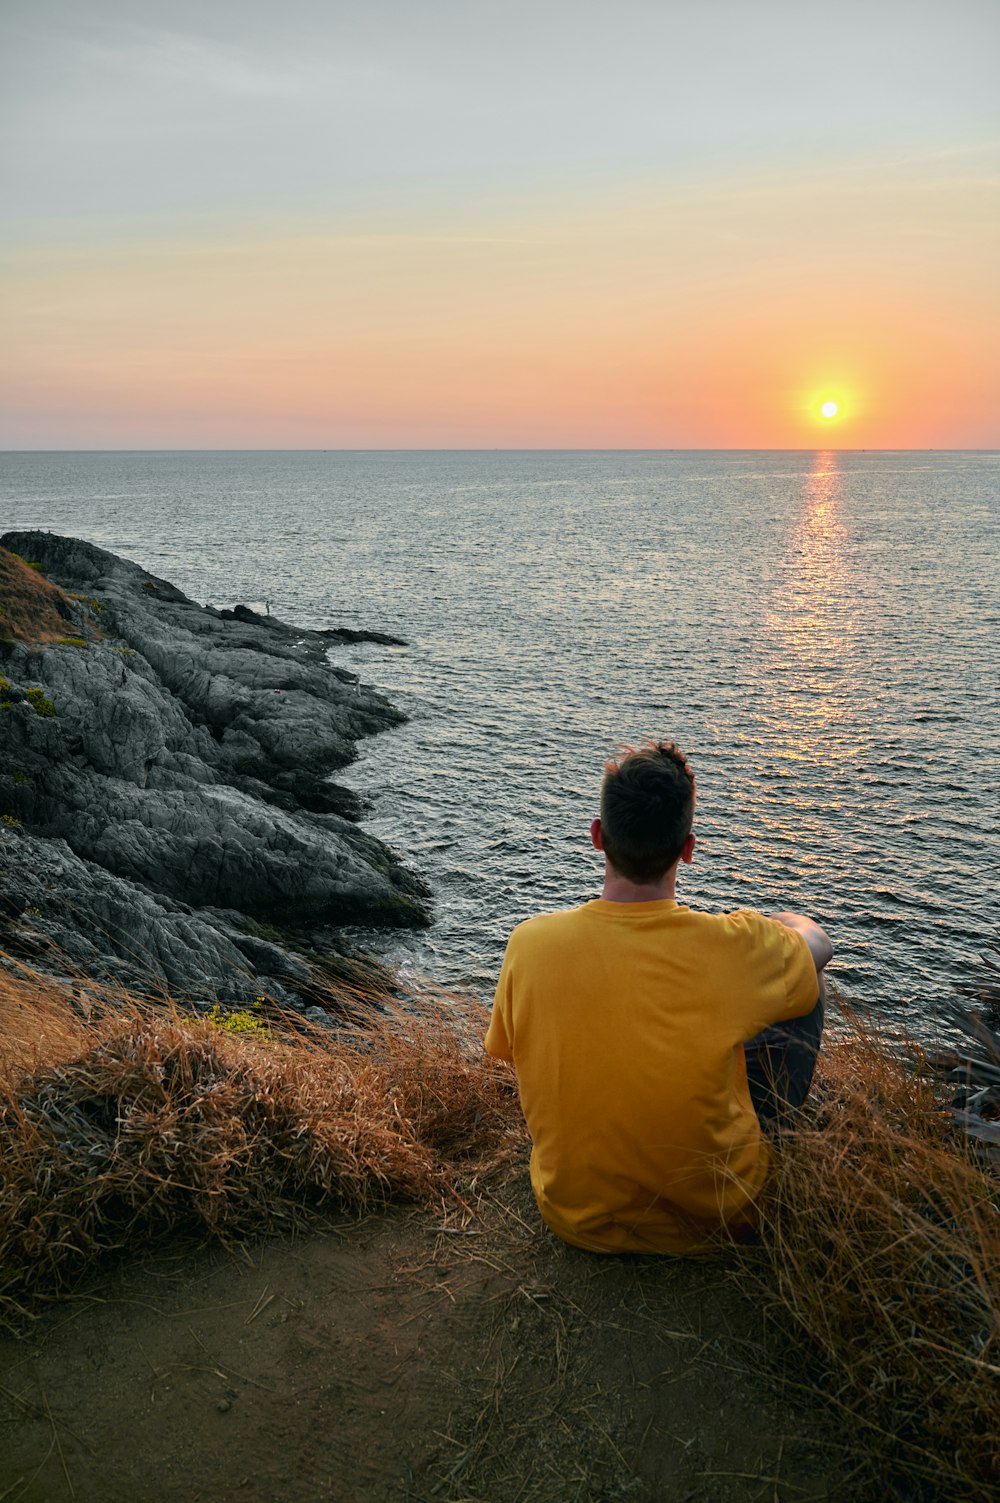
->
xmin=81 ymin=27 xmax=307 ymax=99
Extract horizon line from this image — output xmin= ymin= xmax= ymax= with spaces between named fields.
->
xmin=3 ymin=446 xmax=998 ymax=456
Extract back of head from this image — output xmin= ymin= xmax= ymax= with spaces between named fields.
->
xmin=600 ymin=740 xmax=696 ymax=883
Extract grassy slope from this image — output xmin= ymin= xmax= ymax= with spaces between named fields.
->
xmin=0 ymin=549 xmax=87 ymax=647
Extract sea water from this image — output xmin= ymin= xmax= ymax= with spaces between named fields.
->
xmin=2 ymin=449 xmax=997 ymax=1041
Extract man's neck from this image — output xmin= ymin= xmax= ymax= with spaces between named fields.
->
xmin=600 ymin=866 xmax=679 ymax=904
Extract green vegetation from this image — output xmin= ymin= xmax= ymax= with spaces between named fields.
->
xmin=204 ymin=1000 xmax=270 ymax=1036
xmin=56 ymin=637 xmax=88 ymax=650
xmin=113 ymin=645 xmax=135 ymax=658
xmin=69 ymin=594 xmax=105 ymax=614
xmin=25 ymin=688 xmax=55 ymax=718
xmin=1 ymin=678 xmax=52 ymax=715
xmin=243 ymin=918 xmax=291 ymax=946
xmin=0 ymin=814 xmax=22 ymax=829
xmin=13 ymin=771 xmax=32 ymax=786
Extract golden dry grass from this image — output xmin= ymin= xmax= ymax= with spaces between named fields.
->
xmin=0 ymin=962 xmax=521 ymax=1328
xmin=0 ymin=962 xmax=95 ymax=1084
xmin=749 ymin=1008 xmax=1000 ymax=1502
xmin=0 ymin=548 xmax=81 ymax=645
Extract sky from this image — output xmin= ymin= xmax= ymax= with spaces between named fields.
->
xmin=1 ymin=0 xmax=998 ymax=449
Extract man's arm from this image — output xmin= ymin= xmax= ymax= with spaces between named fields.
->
xmin=485 ymin=938 xmax=516 ymax=1062
xmin=768 ymin=912 xmax=833 ymax=975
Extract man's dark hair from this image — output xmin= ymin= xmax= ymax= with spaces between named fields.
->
xmin=600 ymin=740 xmax=696 ymax=883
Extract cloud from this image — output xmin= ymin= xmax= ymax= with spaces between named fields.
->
xmin=81 ymin=27 xmax=306 ymax=99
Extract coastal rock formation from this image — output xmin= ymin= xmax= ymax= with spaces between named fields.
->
xmin=0 ymin=533 xmax=429 ymax=1009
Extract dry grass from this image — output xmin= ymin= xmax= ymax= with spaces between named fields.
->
xmin=0 ymin=962 xmax=522 ymax=1329
xmin=0 ymin=962 xmax=95 ymax=1084
xmin=0 ymin=547 xmax=82 ymax=645
xmin=1 ymin=958 xmax=997 ymax=1500
xmin=750 ymin=1006 xmax=1000 ymax=1502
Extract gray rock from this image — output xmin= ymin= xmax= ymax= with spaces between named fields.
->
xmin=0 ymin=827 xmax=299 ymax=1007
xmin=0 ymin=532 xmax=430 ymax=1006
xmin=303 ymin=1005 xmax=335 ymax=1028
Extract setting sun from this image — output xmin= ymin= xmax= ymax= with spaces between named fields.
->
xmin=800 ymin=384 xmax=856 ymax=444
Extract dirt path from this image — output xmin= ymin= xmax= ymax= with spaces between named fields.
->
xmin=0 ymin=1175 xmax=866 ymax=1503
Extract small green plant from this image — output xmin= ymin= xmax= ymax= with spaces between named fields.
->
xmin=25 ymin=688 xmax=56 ymax=718
xmin=1 ymin=814 xmax=22 ymax=829
xmin=69 ymin=595 xmax=105 ymax=614
xmin=205 ymin=1003 xmax=270 ymax=1036
xmin=23 ymin=905 xmax=40 ymax=916
xmin=13 ymin=770 xmax=32 ymax=785
xmin=8 ymin=551 xmax=46 ymax=574
xmin=56 ymin=637 xmax=88 ymax=649
xmin=113 ymin=645 xmax=135 ymax=658
xmin=244 ymin=919 xmax=288 ymax=945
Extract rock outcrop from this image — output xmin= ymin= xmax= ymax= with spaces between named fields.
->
xmin=0 ymin=533 xmax=429 ymax=1011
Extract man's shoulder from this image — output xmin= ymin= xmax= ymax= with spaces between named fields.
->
xmin=506 ymin=903 xmax=592 ymax=947
xmin=511 ymin=902 xmax=591 ymax=931
xmin=644 ymin=905 xmax=770 ymax=934
xmin=693 ymin=907 xmax=795 ymax=949
xmin=701 ymin=906 xmax=775 ymax=934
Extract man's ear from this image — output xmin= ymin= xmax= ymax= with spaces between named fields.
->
xmin=590 ymin=817 xmax=604 ymax=852
xmin=680 ymin=832 xmax=696 ymax=864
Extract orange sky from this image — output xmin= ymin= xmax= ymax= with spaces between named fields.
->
xmin=2 ymin=5 xmax=998 ymax=449
xmin=4 ymin=154 xmax=996 ymax=449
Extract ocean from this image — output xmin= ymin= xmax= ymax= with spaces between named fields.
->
xmin=2 ymin=449 xmax=997 ymax=1042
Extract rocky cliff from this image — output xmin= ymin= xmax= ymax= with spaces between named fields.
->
xmin=0 ymin=532 xmax=429 ymax=1014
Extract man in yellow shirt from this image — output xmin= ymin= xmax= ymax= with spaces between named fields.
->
xmin=485 ymin=740 xmax=832 ymax=1255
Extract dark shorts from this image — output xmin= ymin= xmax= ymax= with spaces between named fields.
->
xmin=743 ymin=988 xmax=825 ymax=1131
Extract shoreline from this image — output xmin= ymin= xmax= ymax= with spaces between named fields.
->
xmin=0 ymin=532 xmax=429 ymax=1022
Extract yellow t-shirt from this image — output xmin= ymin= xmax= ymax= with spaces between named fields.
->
xmin=485 ymin=900 xmax=817 ymax=1255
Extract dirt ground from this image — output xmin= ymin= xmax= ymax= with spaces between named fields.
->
xmin=0 ymin=1170 xmax=871 ymax=1503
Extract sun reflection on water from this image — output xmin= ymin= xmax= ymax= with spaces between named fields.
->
xmin=732 ymin=450 xmax=868 ymax=932
xmin=761 ymin=450 xmax=859 ymax=750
